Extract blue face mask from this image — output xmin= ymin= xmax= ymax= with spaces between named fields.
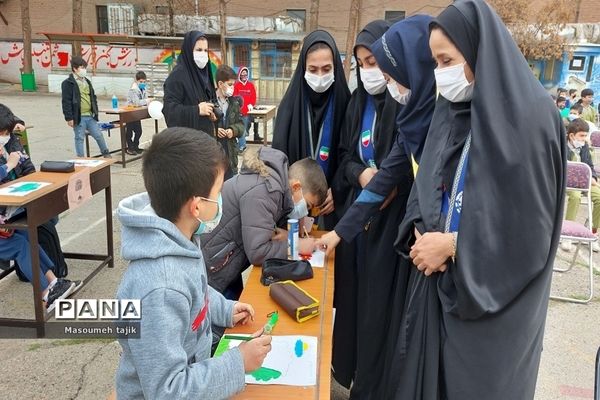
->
xmin=288 ymin=189 xmax=309 ymax=220
xmin=138 ymin=82 xmax=146 ymax=91
xmin=195 ymin=193 xmax=222 ymax=235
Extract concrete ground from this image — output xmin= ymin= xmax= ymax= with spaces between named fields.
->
xmin=0 ymin=85 xmax=598 ymax=400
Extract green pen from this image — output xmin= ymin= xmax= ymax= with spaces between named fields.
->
xmin=263 ymin=311 xmax=279 ymax=335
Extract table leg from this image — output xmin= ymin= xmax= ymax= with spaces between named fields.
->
xmin=263 ymin=118 xmax=268 ymax=146
xmin=119 ymin=121 xmax=127 ymax=167
xmin=28 ymin=223 xmax=45 ymax=338
xmin=154 ymin=119 xmax=159 ymax=135
xmin=105 ymin=178 xmax=114 ymax=269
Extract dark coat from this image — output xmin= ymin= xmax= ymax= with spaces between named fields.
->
xmin=0 ymin=134 xmax=35 ymax=184
xmin=163 ymin=31 xmax=216 ymax=135
xmin=216 ymin=95 xmax=245 ymax=174
xmin=61 ymin=74 xmax=99 ymax=125
xmin=567 ymin=143 xmax=598 ymax=180
xmin=200 ymin=147 xmax=294 ymax=292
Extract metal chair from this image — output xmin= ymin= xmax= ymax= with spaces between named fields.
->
xmin=589 ymin=131 xmax=600 ymax=173
xmin=552 ymin=161 xmax=596 ymax=303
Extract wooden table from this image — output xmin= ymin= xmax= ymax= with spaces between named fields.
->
xmin=247 ymin=105 xmax=277 ymax=146
xmin=100 ymin=107 xmax=159 ymax=167
xmin=0 ymin=159 xmax=115 ymax=337
xmin=227 ymin=235 xmax=334 ymax=400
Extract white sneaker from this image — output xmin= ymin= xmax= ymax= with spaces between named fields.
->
xmin=560 ymin=239 xmax=573 ymax=252
xmin=593 ymin=239 xmax=600 ymax=253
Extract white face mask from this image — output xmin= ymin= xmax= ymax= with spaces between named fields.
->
xmin=434 ymin=62 xmax=474 ymax=103
xmin=304 ymin=71 xmax=334 ymax=93
xmin=194 ymin=51 xmax=209 ymax=69
xmin=360 ymin=67 xmax=387 ymax=95
xmin=572 ymin=139 xmax=586 ymax=149
xmin=76 ymin=68 xmax=87 ymax=78
xmin=223 ymin=85 xmax=234 ymax=97
xmin=0 ymin=136 xmax=9 ymax=146
xmin=387 ymin=81 xmax=411 ymax=105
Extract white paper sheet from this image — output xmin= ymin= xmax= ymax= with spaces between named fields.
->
xmin=299 ymin=249 xmax=326 ymax=267
xmin=0 ymin=181 xmax=51 ymax=196
xmin=68 ymin=159 xmax=106 ymax=167
xmin=215 ymin=335 xmax=318 ymax=386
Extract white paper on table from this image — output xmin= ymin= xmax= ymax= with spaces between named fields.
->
xmin=68 ymin=159 xmax=105 ymax=167
xmin=306 ymin=249 xmax=326 ymax=267
xmin=0 ymin=181 xmax=51 ymax=196
xmin=218 ymin=335 xmax=318 ymax=386
xmin=67 ymin=168 xmax=92 ymax=210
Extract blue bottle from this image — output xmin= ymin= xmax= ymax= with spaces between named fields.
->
xmin=112 ymin=95 xmax=118 ymax=109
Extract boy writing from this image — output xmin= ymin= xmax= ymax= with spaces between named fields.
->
xmin=116 ymin=127 xmax=271 ymax=399
xmin=215 ymin=65 xmax=245 ymax=177
xmin=201 ymin=146 xmax=327 ymax=299
xmin=125 ymin=71 xmax=149 ymax=155
xmin=0 ymin=104 xmax=79 ymax=309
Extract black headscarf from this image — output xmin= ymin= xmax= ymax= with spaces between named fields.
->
xmin=371 ymin=15 xmax=437 ymax=163
xmin=272 ymin=30 xmax=350 ymax=183
xmin=163 ymin=31 xmax=216 ymax=134
xmin=388 ymin=0 xmax=566 ymax=398
xmin=177 ymin=30 xmax=215 ymax=102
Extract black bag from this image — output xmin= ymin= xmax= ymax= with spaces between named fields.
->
xmin=14 ymin=221 xmax=68 ymax=282
xmin=40 ymin=161 xmax=75 ymax=173
xmin=260 ymin=258 xmax=313 ymax=286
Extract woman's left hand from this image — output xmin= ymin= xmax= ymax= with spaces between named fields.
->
xmin=13 ymin=123 xmax=25 ymax=132
xmin=409 ymin=232 xmax=454 ymax=276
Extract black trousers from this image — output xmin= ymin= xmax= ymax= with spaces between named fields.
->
xmin=126 ymin=121 xmax=143 ymax=150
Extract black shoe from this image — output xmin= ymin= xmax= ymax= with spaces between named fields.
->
xmin=253 ymin=135 xmax=263 ymax=142
xmin=239 ymin=146 xmax=247 ymax=153
xmin=46 ymin=278 xmax=78 ymax=312
xmin=126 ymin=148 xmax=137 ymax=155
xmin=0 ymin=259 xmax=11 ymax=271
xmin=135 ymin=147 xmax=144 ymax=154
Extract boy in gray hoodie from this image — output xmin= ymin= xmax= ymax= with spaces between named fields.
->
xmin=115 ymin=127 xmax=272 ymax=399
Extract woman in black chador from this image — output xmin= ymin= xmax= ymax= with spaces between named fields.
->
xmin=272 ymin=30 xmax=350 ymax=230
xmin=382 ymin=1 xmax=565 ymax=398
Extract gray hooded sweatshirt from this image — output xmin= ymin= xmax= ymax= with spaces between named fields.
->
xmin=115 ymin=192 xmax=245 ymax=399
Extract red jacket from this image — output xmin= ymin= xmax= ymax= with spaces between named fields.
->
xmin=233 ymin=67 xmax=257 ymax=116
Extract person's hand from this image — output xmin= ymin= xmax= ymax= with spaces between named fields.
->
xmin=272 ymin=228 xmax=287 ymax=241
xmin=319 ymin=188 xmax=335 ymax=215
xmin=13 ymin=123 xmax=25 ymax=132
xmin=198 ymin=102 xmax=216 ymax=119
xmin=217 ymin=128 xmax=228 ymax=138
xmin=6 ymin=152 xmax=20 ymax=171
xmin=315 ymin=230 xmax=341 ymax=256
xmin=67 ymin=120 xmax=74 ymax=128
xmin=227 ymin=128 xmax=234 ymax=138
xmin=238 ymin=330 xmax=272 ymax=372
xmin=358 ymin=167 xmax=377 ymax=188
xmin=379 ymin=187 xmax=398 ymax=210
xmin=232 ymin=302 xmax=255 ymax=326
xmin=409 ymin=232 xmax=454 ymax=276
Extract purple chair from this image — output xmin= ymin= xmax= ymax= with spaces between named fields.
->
xmin=553 ymin=161 xmax=595 ymax=303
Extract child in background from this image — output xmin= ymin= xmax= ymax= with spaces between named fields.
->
xmin=562 ymin=118 xmax=600 ymax=252
xmin=115 ymin=127 xmax=271 ymax=399
xmin=215 ymin=65 xmax=245 ymax=177
xmin=125 ymin=71 xmax=149 ymax=155
xmin=201 ymin=147 xmax=327 ymax=300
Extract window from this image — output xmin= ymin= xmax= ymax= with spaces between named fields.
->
xmin=232 ymin=42 xmax=252 ymax=77
xmin=260 ymin=42 xmax=293 ymax=79
xmin=569 ymin=56 xmax=586 ymax=72
xmin=155 ymin=6 xmax=169 ymax=15
xmin=384 ymin=11 xmax=406 ymax=23
xmin=96 ymin=5 xmax=109 ymax=34
xmin=287 ymin=9 xmax=306 ymax=22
